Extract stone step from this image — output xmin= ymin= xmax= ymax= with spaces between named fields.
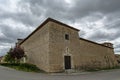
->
xmin=65 ymin=69 xmax=76 ymax=73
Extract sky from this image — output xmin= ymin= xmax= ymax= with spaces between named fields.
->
xmin=0 ymin=0 xmax=120 ymax=56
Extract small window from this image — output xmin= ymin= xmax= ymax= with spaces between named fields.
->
xmin=65 ymin=34 xmax=69 ymax=40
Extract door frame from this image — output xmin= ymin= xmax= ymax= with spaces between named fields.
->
xmin=64 ymin=56 xmax=71 ymax=69
xmin=63 ymin=54 xmax=74 ymax=70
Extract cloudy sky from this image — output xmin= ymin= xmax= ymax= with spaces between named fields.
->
xmin=0 ymin=0 xmax=120 ymax=56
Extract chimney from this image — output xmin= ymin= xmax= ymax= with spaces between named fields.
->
xmin=102 ymin=42 xmax=113 ymax=48
xmin=16 ymin=39 xmax=23 ymax=46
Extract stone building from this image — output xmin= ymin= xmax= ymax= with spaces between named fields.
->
xmin=0 ymin=56 xmax=3 ymax=63
xmin=19 ymin=18 xmax=117 ymax=72
xmin=115 ymin=54 xmax=120 ymax=63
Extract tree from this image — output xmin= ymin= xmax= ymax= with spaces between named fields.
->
xmin=4 ymin=52 xmax=15 ymax=63
xmin=10 ymin=45 xmax=25 ymax=63
xmin=4 ymin=46 xmax=25 ymax=63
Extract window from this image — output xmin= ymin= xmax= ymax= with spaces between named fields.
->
xmin=65 ymin=34 xmax=69 ymax=40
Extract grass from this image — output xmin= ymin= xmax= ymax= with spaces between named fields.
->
xmin=0 ymin=63 xmax=45 ymax=73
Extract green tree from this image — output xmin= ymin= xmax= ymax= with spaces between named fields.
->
xmin=4 ymin=52 xmax=15 ymax=63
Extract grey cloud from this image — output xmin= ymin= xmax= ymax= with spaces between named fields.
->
xmin=104 ymin=21 xmax=120 ymax=30
xmin=88 ymin=29 xmax=120 ymax=42
xmin=0 ymin=36 xmax=14 ymax=43
xmin=0 ymin=3 xmax=41 ymax=27
xmin=88 ymin=31 xmax=109 ymax=41
xmin=20 ymin=0 xmax=120 ymax=23
xmin=0 ymin=47 xmax=9 ymax=56
xmin=74 ymin=0 xmax=120 ymax=13
xmin=0 ymin=24 xmax=34 ymax=45
xmin=0 ymin=12 xmax=40 ymax=27
xmin=0 ymin=25 xmax=23 ymax=39
xmin=115 ymin=48 xmax=120 ymax=53
xmin=19 ymin=0 xmax=76 ymax=22
xmin=98 ymin=0 xmax=120 ymax=13
xmin=103 ymin=12 xmax=120 ymax=30
xmin=115 ymin=44 xmax=120 ymax=49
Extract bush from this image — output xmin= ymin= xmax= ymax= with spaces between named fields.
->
xmin=0 ymin=63 xmax=44 ymax=72
xmin=4 ymin=53 xmax=15 ymax=63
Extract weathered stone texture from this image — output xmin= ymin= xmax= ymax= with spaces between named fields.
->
xmin=79 ymin=39 xmax=117 ymax=69
xmin=48 ymin=21 xmax=80 ymax=72
xmin=21 ymin=23 xmax=50 ymax=72
xmin=115 ymin=54 xmax=120 ymax=63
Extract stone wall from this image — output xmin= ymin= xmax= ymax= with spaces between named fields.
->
xmin=48 ymin=21 xmax=81 ymax=72
xmin=78 ymin=39 xmax=118 ymax=70
xmin=20 ymin=23 xmax=50 ymax=72
xmin=115 ymin=54 xmax=120 ymax=63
